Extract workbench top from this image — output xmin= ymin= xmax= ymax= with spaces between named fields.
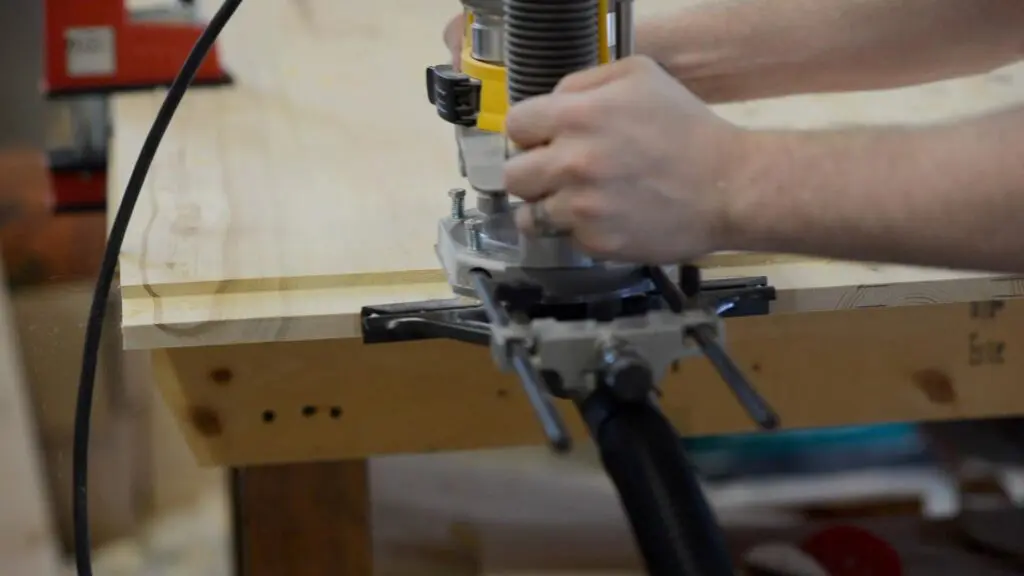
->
xmin=109 ymin=0 xmax=1024 ymax=351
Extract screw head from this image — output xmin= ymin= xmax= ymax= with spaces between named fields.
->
xmin=449 ymin=188 xmax=468 ymax=220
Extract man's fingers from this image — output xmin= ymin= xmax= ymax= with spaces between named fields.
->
xmin=555 ymin=58 xmax=635 ymax=93
xmin=505 ymin=94 xmax=569 ymax=149
xmin=444 ymin=14 xmax=464 ymax=69
xmin=507 ymin=60 xmax=641 ymax=148
xmin=514 ymin=192 xmax=577 ymax=235
xmin=505 ymin=143 xmax=579 ymax=202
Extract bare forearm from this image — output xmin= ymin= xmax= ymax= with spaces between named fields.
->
xmin=725 ymin=106 xmax=1024 ymax=272
xmin=640 ymin=0 xmax=1024 ymax=103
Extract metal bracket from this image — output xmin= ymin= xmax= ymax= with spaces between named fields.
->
xmin=361 ymin=275 xmax=775 ymax=345
xmin=698 ymin=276 xmax=774 ymax=317
xmin=360 ymin=298 xmax=489 ymax=345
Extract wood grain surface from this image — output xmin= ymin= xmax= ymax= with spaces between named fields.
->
xmin=151 ymin=297 xmax=1024 ymax=465
xmin=109 ymin=0 xmax=1024 ymax=350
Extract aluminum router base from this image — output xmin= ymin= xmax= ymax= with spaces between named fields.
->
xmin=435 ymin=208 xmax=672 ymax=301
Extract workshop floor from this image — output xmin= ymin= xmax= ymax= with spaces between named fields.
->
xmin=87 ymin=447 xmax=618 ymax=576
xmin=88 ymin=487 xmax=231 ymax=576
xmin=83 ymin=445 xmax=1024 ymax=576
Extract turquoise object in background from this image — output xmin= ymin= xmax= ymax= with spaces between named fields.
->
xmin=683 ymin=423 xmax=928 ymax=480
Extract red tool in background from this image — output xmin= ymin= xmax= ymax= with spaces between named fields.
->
xmin=802 ymin=525 xmax=903 ymax=576
xmin=42 ymin=0 xmax=232 ymax=212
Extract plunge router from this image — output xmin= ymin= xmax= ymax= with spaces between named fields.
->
xmin=362 ymin=2 xmax=781 ymax=573
xmin=427 ymin=0 xmax=638 ymax=300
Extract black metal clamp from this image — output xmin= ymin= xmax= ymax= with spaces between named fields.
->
xmin=362 ymin=271 xmax=774 ymax=344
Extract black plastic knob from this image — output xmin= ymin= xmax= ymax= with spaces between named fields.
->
xmin=602 ymin=349 xmax=654 ymax=403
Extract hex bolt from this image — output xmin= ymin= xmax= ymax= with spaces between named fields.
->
xmin=466 ymin=218 xmax=484 ymax=251
xmin=448 ymin=188 xmax=467 ymax=220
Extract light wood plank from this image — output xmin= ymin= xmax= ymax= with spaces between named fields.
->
xmin=119 ymin=261 xmax=1024 ymax=349
xmin=151 ymin=298 xmax=1024 ymax=466
xmin=110 ymin=0 xmax=1024 ymax=350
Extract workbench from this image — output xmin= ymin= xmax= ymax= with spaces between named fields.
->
xmin=107 ymin=1 xmax=1024 ymax=573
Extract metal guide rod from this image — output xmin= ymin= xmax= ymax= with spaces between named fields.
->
xmin=647 ymin=266 xmax=780 ymax=430
xmin=689 ymin=325 xmax=780 ymax=430
xmin=615 ymin=0 xmax=635 ymax=59
xmin=470 ymin=271 xmax=573 ymax=451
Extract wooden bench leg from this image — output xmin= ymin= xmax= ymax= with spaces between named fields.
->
xmin=232 ymin=460 xmax=373 ymax=576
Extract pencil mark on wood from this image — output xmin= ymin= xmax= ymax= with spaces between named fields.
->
xmin=970 ymin=300 xmax=1005 ymax=319
xmin=968 ymin=332 xmax=1006 ymax=366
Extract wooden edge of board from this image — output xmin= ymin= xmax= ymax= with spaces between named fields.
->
xmin=114 ymin=253 xmax=821 ymax=300
xmin=149 ymin=298 xmax=1024 ymax=467
xmin=119 ymin=263 xmax=1022 ymax=350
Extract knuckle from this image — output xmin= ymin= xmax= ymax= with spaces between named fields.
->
xmin=561 ymin=147 xmax=602 ymax=179
xmin=503 ymin=163 xmax=522 ymax=190
xmin=504 ymin=158 xmax=533 ymax=197
xmin=568 ymin=195 xmax=605 ymax=221
xmin=554 ymin=74 xmax=579 ymax=93
xmin=504 ymin=110 xmax=527 ymax=140
xmin=560 ymin=98 xmax=599 ymax=129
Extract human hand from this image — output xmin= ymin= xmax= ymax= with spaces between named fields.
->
xmin=443 ymin=13 xmax=464 ymax=69
xmin=504 ymin=56 xmax=747 ymax=264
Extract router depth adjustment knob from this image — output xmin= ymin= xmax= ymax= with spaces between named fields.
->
xmin=599 ymin=343 xmax=655 ymax=403
xmin=426 ymin=64 xmax=482 ymax=127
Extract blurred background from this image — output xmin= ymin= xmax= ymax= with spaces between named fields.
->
xmin=0 ymin=0 xmax=45 ymax=149
xmin=3 ymin=1 xmax=1024 ymax=575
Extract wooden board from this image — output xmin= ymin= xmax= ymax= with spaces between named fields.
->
xmin=110 ymin=0 xmax=1024 ymax=348
xmin=150 ymin=297 xmax=1024 ymax=466
xmin=109 ymin=0 xmax=1024 ymax=351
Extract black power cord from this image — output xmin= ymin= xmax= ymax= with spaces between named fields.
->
xmin=73 ymin=1 xmax=243 ymax=574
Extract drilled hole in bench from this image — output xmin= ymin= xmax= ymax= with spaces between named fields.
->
xmin=262 ymin=410 xmax=276 ymax=423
